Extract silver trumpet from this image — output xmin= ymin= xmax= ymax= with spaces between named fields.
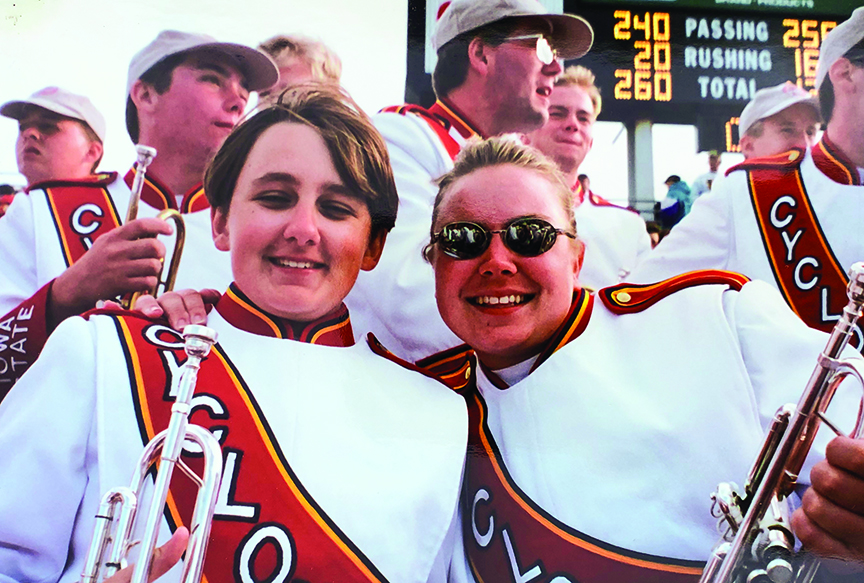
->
xmin=126 ymin=145 xmax=157 ymax=224
xmin=80 ymin=325 xmax=222 ymax=583
xmin=700 ymin=262 xmax=864 ymax=583
xmin=121 ymin=145 xmax=185 ymax=309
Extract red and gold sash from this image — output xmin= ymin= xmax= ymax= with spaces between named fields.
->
xmin=380 ymin=98 xmax=479 ymax=161
xmin=123 ymin=168 xmax=209 ymax=214
xmin=113 ymin=291 xmax=387 ymax=582
xmin=746 ymin=150 xmax=860 ymax=350
xmin=462 ymin=389 xmax=705 ymax=583
xmin=461 ymin=287 xmax=703 ymax=581
xmin=42 ymin=173 xmax=121 ymax=267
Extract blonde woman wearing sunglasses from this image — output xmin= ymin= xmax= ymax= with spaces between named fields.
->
xmin=423 ymin=136 xmax=864 ymax=582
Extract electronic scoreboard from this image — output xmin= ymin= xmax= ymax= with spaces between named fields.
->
xmin=404 ymin=0 xmax=858 ymax=151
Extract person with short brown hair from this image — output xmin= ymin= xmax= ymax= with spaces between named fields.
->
xmin=0 ymin=85 xmax=468 ymax=583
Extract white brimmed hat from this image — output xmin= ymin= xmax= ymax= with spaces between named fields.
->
xmin=1 ymin=86 xmax=106 ymax=142
xmin=738 ymin=81 xmax=820 ymax=137
xmin=815 ymin=7 xmax=864 ymax=90
xmin=127 ymin=30 xmax=278 ymax=95
xmin=432 ymin=0 xmax=593 ymax=60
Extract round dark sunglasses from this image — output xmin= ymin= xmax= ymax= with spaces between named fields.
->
xmin=431 ymin=218 xmax=576 ymax=260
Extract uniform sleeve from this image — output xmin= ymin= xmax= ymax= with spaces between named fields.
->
xmin=345 ymin=112 xmax=462 ymax=363
xmin=0 ymin=194 xmax=55 ymax=401
xmin=630 ymin=173 xmax=737 ymax=283
xmin=0 ymin=316 xmax=98 ymax=583
xmin=0 ymin=193 xmax=40 ymax=317
xmin=722 ymin=280 xmax=864 ymax=481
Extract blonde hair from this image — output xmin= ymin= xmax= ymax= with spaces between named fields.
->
xmin=425 ymin=136 xmax=576 ymax=259
xmin=554 ymin=65 xmax=602 ymax=118
xmin=258 ymin=34 xmax=342 ymax=83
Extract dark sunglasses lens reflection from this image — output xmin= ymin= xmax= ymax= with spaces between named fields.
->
xmin=436 ymin=219 xmax=565 ymax=260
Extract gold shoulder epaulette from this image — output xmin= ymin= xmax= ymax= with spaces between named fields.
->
xmin=725 ymin=148 xmax=804 ymax=176
xmin=27 ymin=171 xmax=118 ymax=193
xmin=366 ymin=333 xmax=471 ymax=390
xmin=599 ymin=270 xmax=750 ymax=314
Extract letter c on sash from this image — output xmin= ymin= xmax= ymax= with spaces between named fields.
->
xmin=770 ymin=195 xmax=796 ymax=229
xmin=71 ymin=203 xmax=104 ymax=235
xmin=472 ymin=488 xmax=494 ymax=548
xmin=236 ymin=523 xmax=295 ymax=583
xmin=143 ymin=324 xmax=184 ymax=349
xmin=794 ymin=257 xmax=820 ymax=291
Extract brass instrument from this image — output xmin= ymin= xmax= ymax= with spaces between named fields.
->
xmin=122 ymin=145 xmax=185 ymax=309
xmin=80 ymin=325 xmax=222 ymax=583
xmin=700 ymin=262 xmax=864 ymax=583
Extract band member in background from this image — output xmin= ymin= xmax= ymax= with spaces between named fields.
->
xmin=0 ymin=30 xmax=277 ymax=397
xmin=256 ymin=34 xmax=342 ymax=105
xmin=0 ymin=86 xmax=468 ymax=583
xmin=738 ymin=82 xmax=822 ymax=160
xmin=421 ymin=136 xmax=864 ymax=582
xmin=345 ymin=0 xmax=594 ymax=363
xmin=630 ymin=8 xmax=864 ymax=354
xmin=524 ymin=65 xmax=651 ymax=288
xmin=1 ymin=86 xmax=105 ymax=187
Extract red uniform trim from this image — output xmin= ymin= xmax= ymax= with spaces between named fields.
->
xmin=725 ymin=148 xmax=804 ymax=176
xmin=416 ymin=344 xmax=475 ymax=392
xmin=217 ymin=284 xmax=354 ymax=347
xmin=0 ymin=282 xmax=53 ymax=401
xmin=462 ymin=389 xmax=705 ymax=582
xmin=123 ymin=168 xmax=209 ymax=213
xmin=812 ymin=134 xmax=861 ymax=186
xmin=365 ymin=333 xmax=453 ymax=386
xmin=381 ymin=98 xmax=479 ymax=161
xmin=25 ymin=172 xmax=117 ymax=193
xmin=114 ymin=314 xmax=389 ymax=583
xmin=599 ymin=270 xmax=749 ymax=314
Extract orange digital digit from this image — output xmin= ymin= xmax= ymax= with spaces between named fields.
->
xmin=801 ymin=20 xmax=819 ymax=47
xmin=655 ymin=72 xmax=672 ymax=101
xmin=820 ymin=21 xmax=837 ymax=42
xmin=654 ymin=42 xmax=671 ymax=71
xmin=614 ymin=10 xmax=631 ymax=40
xmin=653 ymin=13 xmax=670 ymax=42
xmin=634 ymin=41 xmax=652 ymax=70
xmin=633 ymin=12 xmax=651 ymax=41
xmin=614 ymin=69 xmax=633 ymax=99
xmin=783 ymin=19 xmax=800 ymax=48
xmin=635 ymin=70 xmax=652 ymax=100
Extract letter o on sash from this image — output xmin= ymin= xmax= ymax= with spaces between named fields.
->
xmin=71 ymin=203 xmax=104 ymax=235
xmin=549 ymin=577 xmax=575 ymax=582
xmin=769 ymin=196 xmax=796 ymax=229
xmin=143 ymin=324 xmax=184 ymax=349
xmin=794 ymin=257 xmax=820 ymax=291
xmin=472 ymin=488 xmax=494 ymax=548
xmin=236 ymin=523 xmax=295 ymax=583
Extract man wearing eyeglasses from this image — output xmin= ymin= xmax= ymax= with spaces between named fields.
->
xmin=631 ymin=8 xmax=864 ymax=364
xmin=346 ymin=0 xmax=594 ymax=363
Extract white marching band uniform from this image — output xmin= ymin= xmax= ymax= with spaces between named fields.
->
xmin=630 ymin=138 xmax=864 ymax=350
xmin=572 ymin=184 xmax=652 ymax=289
xmin=0 ymin=287 xmax=468 ymax=583
xmin=346 ymin=102 xmax=469 ymax=364
xmin=0 ymin=170 xmax=231 ymax=392
xmin=449 ymin=274 xmax=863 ymax=583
